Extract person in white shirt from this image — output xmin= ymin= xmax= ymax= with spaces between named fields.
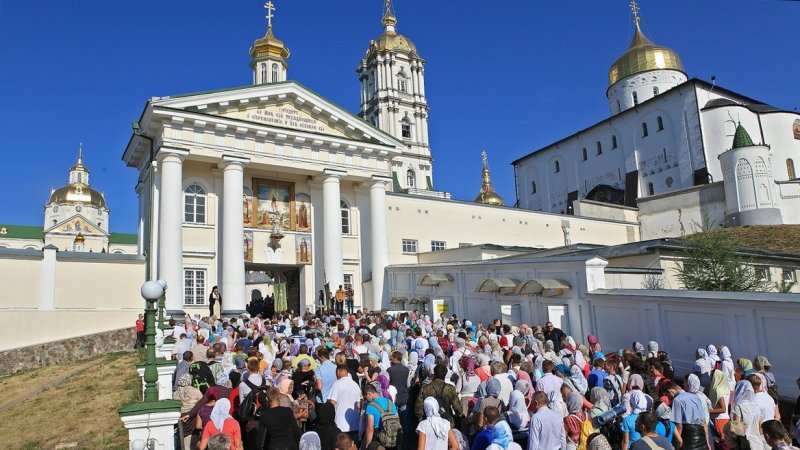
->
xmin=328 ymin=364 xmax=362 ymax=440
xmin=748 ymin=374 xmax=780 ymax=422
xmin=491 ymin=361 xmax=513 ymax=406
xmin=528 ymin=391 xmax=567 ymax=450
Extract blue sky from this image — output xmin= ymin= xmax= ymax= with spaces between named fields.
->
xmin=1 ymin=1 xmax=798 ymax=232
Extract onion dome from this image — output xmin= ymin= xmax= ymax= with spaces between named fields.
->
xmin=474 ymin=150 xmax=505 ymax=206
xmin=366 ymin=0 xmax=418 ymax=55
xmin=250 ymin=26 xmax=290 ymax=61
xmin=48 ymin=145 xmax=107 ymax=209
xmin=608 ymin=12 xmax=684 ymax=86
xmin=732 ymin=123 xmax=755 ymax=149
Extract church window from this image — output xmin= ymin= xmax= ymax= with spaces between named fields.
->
xmin=632 ymin=91 xmax=639 ymax=106
xmin=261 ymin=64 xmax=267 ymax=83
xmin=653 ymin=86 xmax=660 ymax=96
xmin=271 ymin=63 xmax=279 ymax=82
xmin=531 ymin=180 xmax=537 ymax=194
xmin=397 ymin=73 xmax=407 ymax=92
xmin=184 ymin=184 xmax=207 ymax=224
xmin=554 ymin=161 xmax=560 ymax=173
xmin=788 ymin=159 xmax=796 ymax=179
xmin=77 ymin=173 xmax=82 ymax=183
xmin=641 ymin=122 xmax=649 ymax=137
xmin=52 ymin=219 xmax=57 ymax=226
xmin=612 ymin=135 xmax=618 ymax=149
xmin=401 ymin=239 xmax=418 ymax=254
xmin=616 ymin=100 xmax=621 ymax=114
xmin=431 ymin=240 xmax=446 ymax=252
xmin=596 ymin=142 xmax=602 ymax=155
xmin=657 ymin=116 xmax=664 ymax=131
xmin=647 ymin=182 xmax=655 ymax=196
xmin=183 ymin=268 xmax=206 ymax=305
xmin=406 ymin=169 xmax=416 ymax=188
xmin=401 ymin=122 xmax=411 ymax=139
xmin=340 ymin=200 xmax=351 ymax=234
xmin=581 ymin=148 xmax=587 ymax=161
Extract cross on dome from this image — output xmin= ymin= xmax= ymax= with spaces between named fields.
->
xmin=630 ymin=0 xmax=641 ymax=26
xmin=264 ymin=1 xmax=275 ymax=29
xmin=481 ymin=150 xmax=489 ymax=170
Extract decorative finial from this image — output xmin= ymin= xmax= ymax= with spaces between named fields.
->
xmin=481 ymin=150 xmax=489 ymax=170
xmin=382 ymin=0 xmax=397 ymax=30
xmin=630 ymin=0 xmax=641 ymax=26
xmin=264 ymin=1 xmax=275 ymax=30
xmin=77 ymin=142 xmax=83 ymax=165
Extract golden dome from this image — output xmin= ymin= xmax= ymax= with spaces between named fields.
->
xmin=608 ymin=23 xmax=684 ymax=86
xmin=367 ymin=2 xmax=418 ymax=56
xmin=474 ymin=151 xmax=505 ymax=206
xmin=49 ymin=184 xmax=107 ymax=209
xmin=250 ymin=27 xmax=290 ymax=60
xmin=74 ymin=232 xmax=85 ymax=244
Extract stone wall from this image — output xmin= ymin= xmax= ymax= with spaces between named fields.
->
xmin=0 ymin=327 xmax=136 ymax=376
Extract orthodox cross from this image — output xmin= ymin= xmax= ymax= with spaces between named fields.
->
xmin=265 ymin=1 xmax=275 ymax=29
xmin=630 ymin=0 xmax=641 ymax=25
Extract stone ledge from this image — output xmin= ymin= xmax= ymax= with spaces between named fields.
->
xmin=0 ymin=327 xmax=137 ymax=376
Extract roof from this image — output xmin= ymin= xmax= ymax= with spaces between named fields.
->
xmin=0 ymin=225 xmax=43 ymax=240
xmin=109 ymin=233 xmax=138 ymax=245
xmin=731 ymin=123 xmax=755 ymax=149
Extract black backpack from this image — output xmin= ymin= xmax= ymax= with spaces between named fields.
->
xmin=370 ymin=399 xmax=402 ymax=449
xmin=235 ymin=378 xmax=267 ymax=422
xmin=189 ymin=361 xmax=215 ymax=394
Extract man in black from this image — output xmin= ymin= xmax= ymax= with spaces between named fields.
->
xmin=386 ymin=351 xmax=410 ymax=409
xmin=544 ymin=321 xmax=566 ymax=347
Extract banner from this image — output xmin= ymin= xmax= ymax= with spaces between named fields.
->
xmin=274 ymin=283 xmax=288 ymax=312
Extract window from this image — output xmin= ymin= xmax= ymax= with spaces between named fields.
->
xmin=431 ymin=241 xmax=446 ymax=252
xmin=787 ymin=159 xmax=796 ymax=179
xmin=581 ymin=148 xmax=587 ymax=161
xmin=531 ymin=180 xmax=537 ymax=194
xmin=261 ymin=64 xmax=267 ymax=83
xmin=612 ymin=135 xmax=618 ymax=149
xmin=402 ymin=239 xmax=418 ymax=254
xmin=647 ymin=182 xmax=654 ymax=196
xmin=554 ymin=161 xmax=560 ymax=173
xmin=401 ymin=122 xmax=411 ymax=139
xmin=642 ymin=122 xmax=649 ymax=137
xmin=184 ymin=269 xmax=206 ymax=305
xmin=271 ymin=63 xmax=278 ymax=82
xmin=596 ymin=141 xmax=602 ymax=156
xmin=616 ymin=99 xmax=621 ymax=114
xmin=340 ymin=200 xmax=350 ymax=234
xmin=184 ymin=184 xmax=207 ymax=224
xmin=406 ymin=169 xmax=416 ymax=188
xmin=755 ymin=267 xmax=770 ymax=281
xmin=653 ymin=86 xmax=660 ymax=96
xmin=397 ymin=73 xmax=407 ymax=92
xmin=782 ymin=269 xmax=796 ymax=282
xmin=77 ymin=173 xmax=82 ymax=183
xmin=657 ymin=116 xmax=664 ymax=131
xmin=343 ymin=274 xmax=354 ymax=300
xmin=632 ymin=91 xmax=639 ymax=106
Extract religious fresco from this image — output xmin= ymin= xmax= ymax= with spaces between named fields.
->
xmin=243 ymin=230 xmax=254 ymax=262
xmin=59 ymin=217 xmax=94 ymax=234
xmin=295 ymin=234 xmax=311 ymax=264
xmin=295 ymin=193 xmax=311 ymax=232
xmin=243 ymin=187 xmax=255 ymax=227
xmin=253 ymin=179 xmax=294 ymax=230
xmin=793 ymin=119 xmax=800 ymax=140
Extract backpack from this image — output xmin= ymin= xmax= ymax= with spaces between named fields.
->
xmin=234 ymin=378 xmax=267 ymax=422
xmin=432 ymin=383 xmax=453 ymax=422
xmin=189 ymin=361 xmax=214 ymax=393
xmin=370 ymin=399 xmax=402 ymax=448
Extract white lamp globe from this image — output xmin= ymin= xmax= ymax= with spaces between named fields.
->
xmin=157 ymin=279 xmax=168 ymax=290
xmin=130 ymin=439 xmax=147 ymax=450
xmin=140 ymin=281 xmax=164 ymax=301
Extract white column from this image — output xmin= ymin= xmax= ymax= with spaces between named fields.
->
xmin=322 ymin=169 xmax=345 ymax=294
xmin=220 ymin=156 xmax=249 ymax=315
xmin=369 ymin=176 xmax=391 ymax=311
xmin=157 ymin=150 xmax=187 ymax=315
xmin=212 ymin=169 xmax=224 ymax=294
xmin=40 ymin=245 xmax=57 ymax=310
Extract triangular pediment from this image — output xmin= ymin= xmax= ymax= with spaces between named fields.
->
xmin=152 ymin=81 xmax=404 ymax=149
xmin=45 ymin=214 xmax=107 ymax=237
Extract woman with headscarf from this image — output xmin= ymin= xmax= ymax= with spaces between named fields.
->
xmin=590 ymin=386 xmax=612 ymax=419
xmin=587 ymin=433 xmax=613 ymax=450
xmin=621 ymin=390 xmax=650 ymax=449
xmin=475 ymin=353 xmax=492 ymax=382
xmin=654 ymin=399 xmax=676 ymax=443
xmin=647 ymin=341 xmax=660 ymax=360
xmin=754 ymin=355 xmax=778 ymax=401
xmin=686 ymin=374 xmax=712 ymax=435
xmin=565 ymin=365 xmax=589 ymax=396
xmin=507 ymin=380 xmax=532 ymax=430
xmin=277 ymin=378 xmax=307 ymax=424
xmin=472 ymin=377 xmax=503 ymax=432
xmin=707 ymin=345 xmax=720 ymax=368
xmin=460 ymin=355 xmax=481 ymax=414
xmin=731 ymin=380 xmax=763 ymax=450
xmin=564 ymin=391 xmax=586 ymax=450
xmin=375 ymin=374 xmax=396 ymax=401
xmin=174 ymin=373 xmax=204 ymax=447
xmin=694 ymin=348 xmax=713 ymax=378
xmin=621 ymin=374 xmax=645 ymax=417
xmin=543 ymin=340 xmax=560 ymax=365
xmin=416 ymin=397 xmax=457 ymax=450
xmin=737 ymin=357 xmax=756 ymax=379
xmin=197 ymin=398 xmax=243 ymax=450
xmin=258 ymin=333 xmax=276 ymax=364
xmin=313 ymin=401 xmax=341 ymax=450
xmin=719 ymin=346 xmax=736 ymax=391
xmin=708 ymin=370 xmax=731 ymax=437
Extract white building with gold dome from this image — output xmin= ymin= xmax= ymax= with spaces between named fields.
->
xmin=513 ymin=4 xmax=800 ymax=238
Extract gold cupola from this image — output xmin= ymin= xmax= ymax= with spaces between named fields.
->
xmin=250 ymin=1 xmax=290 ymax=84
xmin=366 ymin=0 xmax=418 ymax=56
xmin=48 ymin=144 xmax=107 ymax=209
xmin=608 ymin=3 xmax=684 ymax=87
xmin=474 ymin=150 xmax=505 ymax=206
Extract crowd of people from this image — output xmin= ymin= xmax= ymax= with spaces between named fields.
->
xmin=165 ymin=308 xmax=800 ymax=450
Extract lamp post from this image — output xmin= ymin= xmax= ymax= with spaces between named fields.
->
xmin=140 ymin=280 xmax=163 ymax=403
xmin=157 ymin=279 xmax=167 ymax=331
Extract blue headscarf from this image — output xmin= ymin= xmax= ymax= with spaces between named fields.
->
xmin=491 ymin=420 xmax=513 ymax=449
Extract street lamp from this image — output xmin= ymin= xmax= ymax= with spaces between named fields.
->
xmin=157 ymin=279 xmax=167 ymax=331
xmin=140 ymin=280 xmax=163 ymax=403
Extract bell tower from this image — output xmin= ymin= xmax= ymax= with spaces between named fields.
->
xmin=358 ymin=0 xmax=433 ymax=191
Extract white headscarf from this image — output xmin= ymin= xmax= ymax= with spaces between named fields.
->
xmin=423 ymin=397 xmax=450 ymax=440
xmin=210 ymin=398 xmax=231 ymax=431
xmin=630 ymin=390 xmax=649 ymax=414
xmin=507 ymin=390 xmax=530 ymax=429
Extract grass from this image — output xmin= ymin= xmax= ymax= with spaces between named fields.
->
xmin=0 ymin=352 xmax=141 ymax=450
xmin=685 ymin=225 xmax=800 ymax=254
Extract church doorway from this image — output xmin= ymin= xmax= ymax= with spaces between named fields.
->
xmin=245 ymin=263 xmax=303 ymax=315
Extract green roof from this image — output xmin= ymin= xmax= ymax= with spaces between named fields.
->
xmin=109 ymin=233 xmax=138 ymax=245
xmin=0 ymin=225 xmax=42 ymax=240
xmin=732 ymin=123 xmax=755 ymax=149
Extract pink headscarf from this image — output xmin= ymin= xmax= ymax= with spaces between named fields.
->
xmin=375 ymin=374 xmax=391 ymax=399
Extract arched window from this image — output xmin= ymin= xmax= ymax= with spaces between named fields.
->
xmin=788 ymin=159 xmax=796 ymax=179
xmin=406 ymin=169 xmax=416 ymax=188
xmin=340 ymin=200 xmax=350 ymax=234
xmin=554 ymin=161 xmax=560 ymax=173
xmin=632 ymin=91 xmax=639 ymax=106
xmin=581 ymin=148 xmax=587 ymax=161
xmin=596 ymin=141 xmax=602 ymax=155
xmin=642 ymin=122 xmax=649 ymax=137
xmin=271 ymin=63 xmax=279 ymax=82
xmin=184 ymin=184 xmax=207 ymax=224
xmin=657 ymin=116 xmax=664 ymax=131
xmin=647 ymin=182 xmax=655 ymax=196
xmin=260 ymin=64 xmax=267 ymax=83
xmin=612 ymin=135 xmax=618 ymax=149
xmin=531 ymin=180 xmax=537 ymax=194
xmin=653 ymin=86 xmax=660 ymax=96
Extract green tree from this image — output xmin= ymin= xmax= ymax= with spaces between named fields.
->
xmin=675 ymin=230 xmax=769 ymax=292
